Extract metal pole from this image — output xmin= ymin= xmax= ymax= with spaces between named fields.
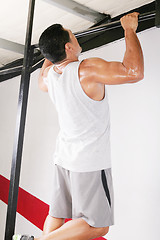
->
xmin=155 ymin=0 xmax=160 ymax=27
xmin=4 ymin=0 xmax=35 ymax=239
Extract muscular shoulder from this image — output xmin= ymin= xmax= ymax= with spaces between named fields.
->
xmin=79 ymin=58 xmax=108 ymax=82
xmin=79 ymin=58 xmax=105 ymax=100
xmin=80 ymin=57 xmax=107 ymax=69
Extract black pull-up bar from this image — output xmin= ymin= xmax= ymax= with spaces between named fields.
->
xmin=74 ymin=11 xmax=156 ymax=38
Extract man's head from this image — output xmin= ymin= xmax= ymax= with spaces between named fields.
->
xmin=39 ymin=24 xmax=82 ymax=64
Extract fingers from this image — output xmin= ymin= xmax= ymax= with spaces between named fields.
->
xmin=120 ymin=12 xmax=140 ymax=20
xmin=120 ymin=12 xmax=140 ymax=32
xmin=127 ymin=12 xmax=140 ymax=17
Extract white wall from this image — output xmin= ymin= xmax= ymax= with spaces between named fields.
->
xmin=80 ymin=27 xmax=160 ymax=240
xmin=0 ymin=26 xmax=160 ymax=240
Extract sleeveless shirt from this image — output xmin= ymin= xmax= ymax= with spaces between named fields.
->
xmin=44 ymin=60 xmax=112 ymax=172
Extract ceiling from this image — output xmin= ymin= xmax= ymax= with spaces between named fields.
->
xmin=0 ymin=0 xmax=155 ymax=70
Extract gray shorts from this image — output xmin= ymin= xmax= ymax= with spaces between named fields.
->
xmin=49 ymin=164 xmax=114 ymax=228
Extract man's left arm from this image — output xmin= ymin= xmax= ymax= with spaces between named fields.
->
xmin=38 ymin=59 xmax=53 ymax=92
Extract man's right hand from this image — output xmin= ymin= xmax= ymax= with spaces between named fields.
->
xmin=120 ymin=12 xmax=139 ymax=32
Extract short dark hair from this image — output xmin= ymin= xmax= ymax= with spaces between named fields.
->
xmin=39 ymin=24 xmax=70 ymax=64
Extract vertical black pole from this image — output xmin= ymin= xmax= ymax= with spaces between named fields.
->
xmin=4 ymin=0 xmax=35 ymax=240
xmin=155 ymin=0 xmax=160 ymax=27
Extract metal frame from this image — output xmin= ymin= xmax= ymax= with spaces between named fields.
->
xmin=2 ymin=1 xmax=160 ymax=239
xmin=0 ymin=1 xmax=158 ymax=82
xmin=4 ymin=0 xmax=35 ymax=239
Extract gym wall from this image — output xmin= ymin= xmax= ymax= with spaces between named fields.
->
xmin=0 ymin=26 xmax=160 ymax=240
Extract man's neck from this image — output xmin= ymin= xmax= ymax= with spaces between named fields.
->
xmin=54 ymin=58 xmax=79 ymax=74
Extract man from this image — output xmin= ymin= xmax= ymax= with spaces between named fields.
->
xmin=13 ymin=12 xmax=144 ymax=240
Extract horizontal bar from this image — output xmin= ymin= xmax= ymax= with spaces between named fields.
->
xmin=74 ymin=11 xmax=156 ymax=38
xmin=0 ymin=38 xmax=24 ymax=54
xmin=42 ymin=0 xmax=106 ymax=23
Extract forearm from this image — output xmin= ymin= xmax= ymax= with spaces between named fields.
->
xmin=123 ymin=29 xmax=144 ymax=79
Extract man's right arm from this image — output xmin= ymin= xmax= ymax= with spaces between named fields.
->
xmin=122 ymin=27 xmax=144 ymax=82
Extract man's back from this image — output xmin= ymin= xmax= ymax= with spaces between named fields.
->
xmin=44 ymin=61 xmax=112 ymax=172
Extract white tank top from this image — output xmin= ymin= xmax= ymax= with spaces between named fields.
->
xmin=44 ymin=60 xmax=112 ymax=172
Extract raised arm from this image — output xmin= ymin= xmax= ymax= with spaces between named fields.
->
xmin=38 ymin=59 xmax=53 ymax=92
xmin=80 ymin=12 xmax=144 ymax=85
xmin=121 ymin=12 xmax=144 ymax=82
